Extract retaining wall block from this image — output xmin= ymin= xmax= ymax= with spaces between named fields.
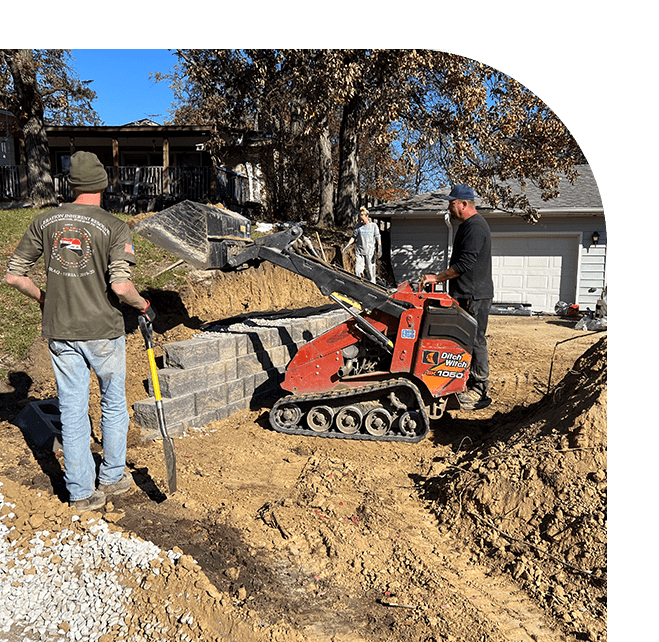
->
xmin=133 ymin=393 xmax=195 ymax=438
xmin=244 ymin=327 xmax=281 ymax=351
xmin=195 ymin=383 xmax=228 ymax=417
xmin=226 ymin=379 xmax=244 ymax=405
xmin=242 ymin=373 xmax=256 ymax=399
xmin=191 ymin=409 xmax=224 ymax=430
xmin=216 ymin=404 xmax=231 ymax=422
xmin=229 ymin=332 xmax=250 ymax=357
xmin=237 ymin=352 xmax=270 ymax=377
xmin=206 ymin=360 xmax=228 ymax=388
xmin=273 ymin=325 xmax=297 ymax=348
xmin=148 ymin=365 xmax=210 ymax=399
xmin=287 ymin=319 xmax=315 ymax=344
xmin=267 ymin=344 xmax=290 ymax=369
xmin=254 ymin=367 xmax=284 ymax=393
xmin=163 ymin=337 xmax=215 ymax=369
xmin=223 ymin=356 xmax=238 ymax=382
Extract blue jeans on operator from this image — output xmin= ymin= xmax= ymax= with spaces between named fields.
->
xmin=48 ymin=336 xmax=129 ymax=502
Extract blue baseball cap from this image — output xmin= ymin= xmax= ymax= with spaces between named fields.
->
xmin=441 ymin=184 xmax=474 ymax=201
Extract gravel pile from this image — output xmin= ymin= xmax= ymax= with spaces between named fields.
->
xmin=0 ymin=479 xmax=229 ymax=642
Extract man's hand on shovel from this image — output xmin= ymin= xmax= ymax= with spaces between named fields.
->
xmin=138 ymin=300 xmax=178 ymax=494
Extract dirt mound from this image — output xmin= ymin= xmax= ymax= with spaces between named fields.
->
xmin=422 ymin=336 xmax=607 ymax=641
xmin=173 ymin=262 xmax=333 ymax=323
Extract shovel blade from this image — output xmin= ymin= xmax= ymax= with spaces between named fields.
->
xmin=163 ymin=435 xmax=177 ymax=493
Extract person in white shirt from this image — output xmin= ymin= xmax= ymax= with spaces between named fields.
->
xmin=343 ymin=207 xmax=381 ymax=283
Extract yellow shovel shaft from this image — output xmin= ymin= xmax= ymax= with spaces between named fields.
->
xmin=147 ymin=348 xmax=161 ymax=400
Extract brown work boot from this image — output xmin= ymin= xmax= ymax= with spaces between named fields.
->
xmin=98 ymin=470 xmax=134 ymax=496
xmin=70 ymin=490 xmax=106 ymax=511
xmin=457 ymin=388 xmax=492 ymax=410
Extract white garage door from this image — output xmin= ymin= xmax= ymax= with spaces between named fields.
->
xmin=491 ymin=235 xmax=579 ymax=312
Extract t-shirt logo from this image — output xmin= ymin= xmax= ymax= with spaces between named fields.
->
xmin=60 ymin=238 xmax=83 ymax=256
xmin=52 ymin=226 xmax=93 ymax=270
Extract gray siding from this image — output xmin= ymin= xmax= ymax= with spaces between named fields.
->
xmin=390 ymin=216 xmax=451 ymax=285
xmin=387 ymin=212 xmax=606 ymax=309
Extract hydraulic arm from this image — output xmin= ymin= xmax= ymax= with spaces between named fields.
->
xmin=134 ymin=201 xmax=477 ymax=442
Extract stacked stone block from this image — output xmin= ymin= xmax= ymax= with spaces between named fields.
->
xmin=133 ymin=307 xmax=349 ymax=440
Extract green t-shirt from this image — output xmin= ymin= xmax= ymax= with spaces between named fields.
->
xmin=13 ymin=203 xmax=136 ymax=340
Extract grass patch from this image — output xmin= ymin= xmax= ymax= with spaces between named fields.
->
xmin=0 ymin=208 xmax=47 ymax=375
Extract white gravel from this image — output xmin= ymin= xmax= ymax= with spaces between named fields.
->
xmin=0 ymin=481 xmax=181 ymax=642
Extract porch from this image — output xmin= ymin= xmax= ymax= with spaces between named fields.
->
xmin=0 ymin=164 xmax=260 ymax=214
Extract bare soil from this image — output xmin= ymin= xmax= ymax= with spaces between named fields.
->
xmin=0 ymin=257 xmax=606 ymax=642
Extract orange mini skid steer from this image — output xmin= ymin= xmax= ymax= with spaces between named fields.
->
xmin=134 ymin=202 xmax=476 ymax=443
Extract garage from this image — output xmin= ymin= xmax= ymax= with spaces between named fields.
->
xmin=491 ymin=234 xmax=580 ymax=312
xmin=369 ymin=165 xmax=605 ymax=312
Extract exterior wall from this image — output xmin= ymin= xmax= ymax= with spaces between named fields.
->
xmin=390 ymin=216 xmax=451 ymax=285
xmin=133 ymin=308 xmax=349 ymax=440
xmin=388 ymin=212 xmax=607 ymax=310
xmin=486 ymin=213 xmax=607 ymax=309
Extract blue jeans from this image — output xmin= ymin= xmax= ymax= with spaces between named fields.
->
xmin=48 ymin=336 xmax=129 ymax=501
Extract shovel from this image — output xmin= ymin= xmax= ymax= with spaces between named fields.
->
xmin=138 ymin=315 xmax=177 ymax=493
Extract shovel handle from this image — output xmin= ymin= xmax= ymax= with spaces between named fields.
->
xmin=138 ymin=314 xmax=153 ymax=350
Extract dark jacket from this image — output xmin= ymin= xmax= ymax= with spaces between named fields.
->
xmin=449 ymin=212 xmax=494 ymax=300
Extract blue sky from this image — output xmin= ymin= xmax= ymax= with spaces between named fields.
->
xmin=70 ymin=50 xmax=178 ymax=126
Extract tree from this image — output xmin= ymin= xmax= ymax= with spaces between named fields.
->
xmin=406 ymin=55 xmax=586 ymax=221
xmin=0 ymin=49 xmax=100 ymax=207
xmin=163 ymin=49 xmax=585 ymax=225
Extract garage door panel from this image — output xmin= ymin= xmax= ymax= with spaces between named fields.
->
xmin=528 ymin=256 xmax=552 ymax=268
xmin=501 ymin=274 xmax=524 ymax=288
xmin=526 ymin=274 xmax=550 ymax=289
xmin=501 ymin=256 xmax=525 ymax=267
xmin=491 ymin=235 xmax=578 ymax=312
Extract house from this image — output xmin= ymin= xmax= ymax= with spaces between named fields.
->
xmin=0 ymin=109 xmax=19 ymax=166
xmin=45 ymin=121 xmax=266 ymax=213
xmin=1 ymin=118 xmax=267 ymax=214
xmin=369 ymin=165 xmax=606 ymax=313
xmin=0 ymin=109 xmax=22 ymax=200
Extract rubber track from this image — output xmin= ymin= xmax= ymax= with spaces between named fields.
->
xmin=269 ymin=378 xmax=430 ymax=443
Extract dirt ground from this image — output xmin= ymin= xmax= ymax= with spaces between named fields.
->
xmin=0 ymin=261 xmax=607 ymax=642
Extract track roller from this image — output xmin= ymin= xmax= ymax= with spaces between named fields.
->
xmin=364 ymin=407 xmax=392 ymax=436
xmin=335 ymin=405 xmax=363 ymax=434
xmin=306 ymin=405 xmax=334 ymax=432
xmin=272 ymin=402 xmax=302 ymax=430
xmin=399 ymin=410 xmax=423 ymax=437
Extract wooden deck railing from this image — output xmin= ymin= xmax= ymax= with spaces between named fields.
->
xmin=1 ymin=165 xmax=258 ymax=213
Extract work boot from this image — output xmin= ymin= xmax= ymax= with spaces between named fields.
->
xmin=99 ymin=470 xmax=134 ymax=496
xmin=70 ymin=490 xmax=106 ymax=512
xmin=457 ymin=387 xmax=492 ymax=411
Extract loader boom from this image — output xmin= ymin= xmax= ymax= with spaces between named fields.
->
xmin=133 ymin=201 xmax=477 ymax=442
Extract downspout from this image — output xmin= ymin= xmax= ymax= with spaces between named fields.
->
xmin=443 ymin=210 xmax=453 ymax=293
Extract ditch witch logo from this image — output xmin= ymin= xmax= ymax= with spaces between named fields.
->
xmin=421 ymin=349 xmax=470 ymax=381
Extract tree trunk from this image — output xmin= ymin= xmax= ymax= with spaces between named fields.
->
xmin=317 ymin=115 xmax=334 ymax=227
xmin=7 ymin=50 xmax=57 ymax=207
xmin=335 ymin=96 xmax=362 ymax=228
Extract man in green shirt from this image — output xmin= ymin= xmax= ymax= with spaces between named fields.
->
xmin=6 ymin=151 xmax=155 ymax=510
